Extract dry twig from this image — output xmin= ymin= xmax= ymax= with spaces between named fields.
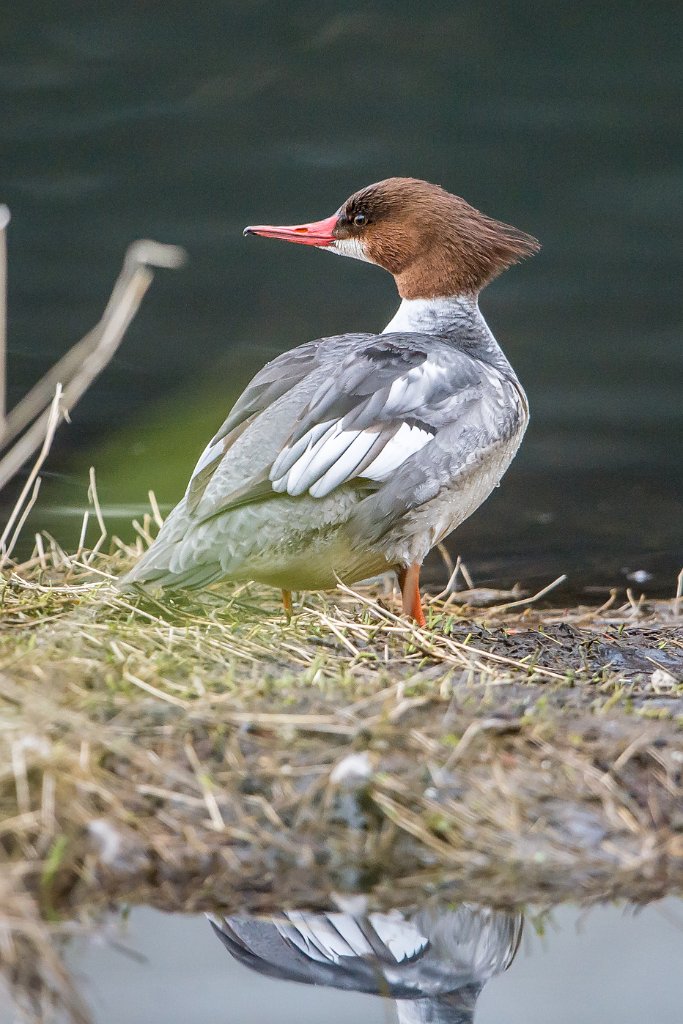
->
xmin=0 ymin=229 xmax=185 ymax=492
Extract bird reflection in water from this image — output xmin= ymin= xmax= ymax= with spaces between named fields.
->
xmin=209 ymin=901 xmax=522 ymax=1023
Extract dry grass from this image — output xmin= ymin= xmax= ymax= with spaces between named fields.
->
xmin=0 ymin=508 xmax=682 ymax=1020
xmin=0 ymin=212 xmax=185 ymax=515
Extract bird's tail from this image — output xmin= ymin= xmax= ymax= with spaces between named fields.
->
xmin=118 ymin=500 xmax=222 ymax=591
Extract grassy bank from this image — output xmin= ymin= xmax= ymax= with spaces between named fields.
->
xmin=1 ymin=519 xmax=682 ymax=1021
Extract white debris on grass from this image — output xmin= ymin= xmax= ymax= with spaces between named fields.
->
xmin=329 ymin=751 xmax=373 ymax=786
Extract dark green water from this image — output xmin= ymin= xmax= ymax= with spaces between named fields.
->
xmin=2 ymin=2 xmax=681 ymax=592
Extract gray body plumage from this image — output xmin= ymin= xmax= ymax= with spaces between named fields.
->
xmin=123 ymin=297 xmax=528 ymax=591
xmin=209 ymin=902 xmax=522 ymax=1024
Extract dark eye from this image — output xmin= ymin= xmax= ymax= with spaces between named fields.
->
xmin=353 ymin=213 xmax=367 ymax=226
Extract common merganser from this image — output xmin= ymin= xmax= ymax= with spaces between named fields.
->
xmin=123 ymin=178 xmax=539 ymax=625
xmin=210 ymin=903 xmax=522 ymax=1023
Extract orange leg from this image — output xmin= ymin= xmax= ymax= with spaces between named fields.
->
xmin=281 ymin=588 xmax=293 ymax=621
xmin=396 ymin=563 xmax=426 ymax=627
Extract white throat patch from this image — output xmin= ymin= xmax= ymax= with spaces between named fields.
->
xmin=326 ymin=237 xmax=373 ymax=263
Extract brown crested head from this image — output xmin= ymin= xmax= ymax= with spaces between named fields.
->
xmin=333 ymin=177 xmax=540 ymax=299
xmin=244 ymin=177 xmax=539 ymax=300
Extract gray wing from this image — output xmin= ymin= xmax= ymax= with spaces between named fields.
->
xmin=185 ymin=334 xmax=374 ymax=511
xmin=212 ymin=339 xmax=336 ymax=442
xmin=209 ymin=906 xmax=522 ymax=1000
xmin=267 ymin=337 xmax=468 ymax=500
xmin=209 ymin=911 xmax=433 ymax=998
xmin=194 ymin=334 xmax=489 ymax=521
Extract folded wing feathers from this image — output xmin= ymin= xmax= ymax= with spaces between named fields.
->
xmin=279 ymin=423 xmax=356 ymax=495
xmin=273 ymin=911 xmax=429 ymax=966
xmin=308 ymin=429 xmax=385 ymax=498
xmin=271 ymin=419 xmax=434 ymax=498
xmin=270 ymin=358 xmax=441 ymax=499
xmin=273 ymin=422 xmax=362 ymax=496
xmin=361 ymin=422 xmax=434 ymax=480
xmin=276 ymin=913 xmax=369 ymax=964
xmin=190 ymin=437 xmax=222 ymax=480
xmin=270 ymin=419 xmax=335 ymax=484
xmin=187 ymin=345 xmax=452 ymax=516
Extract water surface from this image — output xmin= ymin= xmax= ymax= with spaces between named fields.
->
xmin=48 ymin=899 xmax=683 ymax=1023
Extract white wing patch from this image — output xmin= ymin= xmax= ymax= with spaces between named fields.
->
xmin=367 ymin=911 xmax=429 ymax=962
xmin=270 ymin=419 xmax=434 ymax=498
xmin=276 ymin=912 xmax=371 ymax=963
xmin=361 ymin=422 xmax=433 ymax=480
xmin=275 ymin=911 xmax=428 ymax=965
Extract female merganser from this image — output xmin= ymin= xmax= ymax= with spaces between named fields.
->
xmin=210 ymin=902 xmax=522 ymax=1023
xmin=123 ymin=178 xmax=539 ymax=625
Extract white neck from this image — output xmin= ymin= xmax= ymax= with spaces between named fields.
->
xmin=381 ymin=295 xmax=518 ymax=378
xmin=382 ymin=295 xmax=480 ymax=335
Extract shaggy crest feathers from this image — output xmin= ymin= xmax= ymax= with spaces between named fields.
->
xmin=337 ymin=177 xmax=540 ymax=299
